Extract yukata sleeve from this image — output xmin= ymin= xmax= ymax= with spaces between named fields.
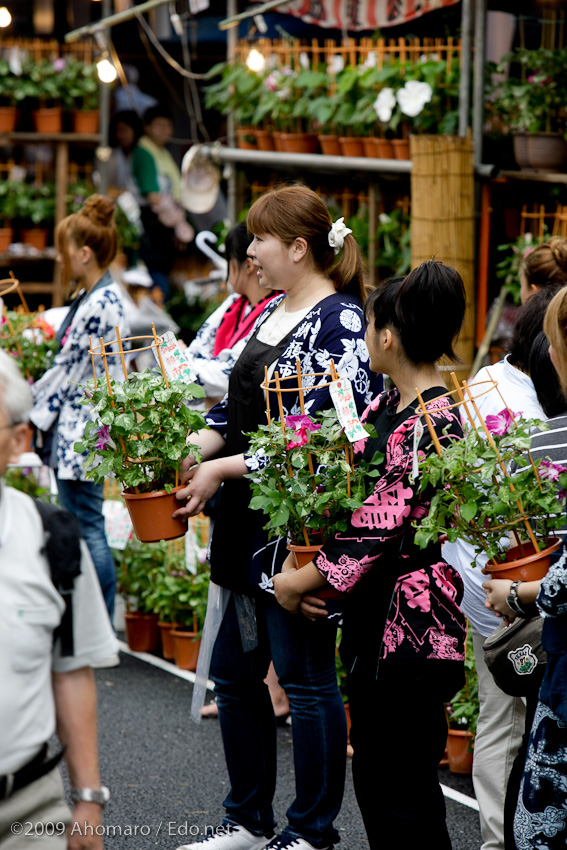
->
xmin=537 ymin=541 xmax=567 ymax=618
xmin=315 ymin=409 xmax=462 ymax=593
xmin=31 ymin=289 xmax=125 ymax=432
xmin=204 ymin=397 xmax=228 ymax=438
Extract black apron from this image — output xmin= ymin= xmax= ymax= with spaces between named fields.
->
xmin=209 ymin=321 xmax=299 ymax=593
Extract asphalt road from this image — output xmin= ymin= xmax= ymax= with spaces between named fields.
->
xmin=79 ymin=646 xmax=483 ymax=850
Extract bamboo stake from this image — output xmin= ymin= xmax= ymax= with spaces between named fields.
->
xmin=115 ymin=325 xmax=128 ymax=380
xmin=151 ymin=322 xmax=169 ymax=388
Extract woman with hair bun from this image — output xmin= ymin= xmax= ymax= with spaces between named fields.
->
xmin=30 ymin=194 xmax=130 ymax=635
xmin=174 ymin=184 xmax=377 ymax=850
xmin=274 ymin=262 xmax=468 ymax=850
xmin=521 ymin=235 xmax=567 ymax=303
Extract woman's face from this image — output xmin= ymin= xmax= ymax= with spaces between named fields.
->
xmin=364 ymin=319 xmax=382 ymax=374
xmin=247 ymin=233 xmax=291 ymax=291
xmin=115 ymin=121 xmax=136 ymax=151
xmin=59 ymin=236 xmax=85 ymax=282
xmin=228 ymin=258 xmax=249 ymax=295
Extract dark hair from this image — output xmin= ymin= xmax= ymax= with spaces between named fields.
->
xmin=246 ymin=184 xmax=366 ymax=303
xmin=224 ymin=222 xmax=251 ymax=266
xmin=56 ymin=195 xmax=118 ymax=292
xmin=522 ymin=237 xmax=567 ymax=290
xmin=544 ymin=286 xmax=567 ymax=395
xmin=364 ymin=261 xmax=466 ymax=365
xmin=109 ymin=110 xmax=143 ymax=149
xmin=143 ymin=105 xmax=174 ymax=125
xmin=529 ymin=331 xmax=567 ymax=418
xmin=508 ymin=285 xmax=563 ymax=373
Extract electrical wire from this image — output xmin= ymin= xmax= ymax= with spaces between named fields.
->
xmin=179 ymin=8 xmax=210 ymax=142
xmin=133 ymin=8 xmax=206 ymax=80
xmin=137 ymin=20 xmax=192 ymax=116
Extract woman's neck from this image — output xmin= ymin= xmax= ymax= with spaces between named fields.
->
xmin=390 ymin=364 xmax=445 ymax=412
xmin=284 ymin=272 xmax=335 ymax=312
xmin=81 ymin=265 xmax=106 ymax=293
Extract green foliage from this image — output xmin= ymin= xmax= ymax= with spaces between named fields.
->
xmin=0 ymin=312 xmax=58 ymax=382
xmin=375 ymin=208 xmax=411 ymax=279
xmin=4 ymin=468 xmax=51 ymax=500
xmin=0 ymin=58 xmax=27 ymax=106
xmin=446 ymin=625 xmax=479 ymax=734
xmin=18 ymin=58 xmax=65 ymax=104
xmin=14 ymin=182 xmax=56 ymax=226
xmin=165 ymin=289 xmax=221 ymax=345
xmin=415 ymin=415 xmax=567 ymax=564
xmin=246 ymin=409 xmax=382 ymax=545
xmin=0 ymin=180 xmax=24 ymax=223
xmin=495 ymin=232 xmax=544 ymax=305
xmin=74 ymin=369 xmax=207 ymax=493
xmin=58 ymin=58 xmax=99 ymax=112
xmin=113 ymin=537 xmax=165 ymax=614
xmin=204 ymin=61 xmax=265 ymax=126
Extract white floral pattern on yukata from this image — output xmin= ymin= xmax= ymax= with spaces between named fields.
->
xmin=30 ymin=274 xmax=130 ymax=481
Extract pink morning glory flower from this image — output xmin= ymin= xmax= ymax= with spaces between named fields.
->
xmin=285 ymin=414 xmax=321 ymax=451
xmin=539 ymin=459 xmax=567 ymax=483
xmin=53 ymin=58 xmax=66 ymax=71
xmin=94 ymin=425 xmax=112 ymax=450
xmin=485 ymin=409 xmax=521 ymax=436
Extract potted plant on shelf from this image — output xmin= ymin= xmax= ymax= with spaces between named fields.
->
xmin=0 ymin=180 xmax=23 ymax=252
xmin=204 ymin=60 xmax=265 ymax=149
xmin=19 ymin=57 xmax=65 ymax=133
xmin=15 ymin=182 xmax=56 ymax=251
xmin=0 ymin=57 xmax=26 ymax=133
xmin=169 ymin=561 xmax=210 ymax=671
xmin=114 ymin=537 xmax=161 ymax=653
xmin=445 ymin=626 xmax=479 ymax=774
xmin=414 ymin=376 xmax=567 ymax=581
xmin=59 ymin=58 xmax=100 ymax=134
xmin=74 ymin=328 xmax=207 ymax=543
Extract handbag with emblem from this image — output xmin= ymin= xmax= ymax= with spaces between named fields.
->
xmin=483 ymin=615 xmax=546 ymax=698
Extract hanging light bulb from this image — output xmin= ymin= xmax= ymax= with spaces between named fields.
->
xmin=246 ymin=48 xmax=265 ymax=73
xmin=96 ymin=56 xmax=117 ymax=84
xmin=0 ymin=7 xmax=12 ymax=27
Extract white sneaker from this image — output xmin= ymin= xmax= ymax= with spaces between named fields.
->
xmin=265 ymin=837 xmax=332 ymax=850
xmin=177 ymin=824 xmax=274 ymax=850
xmin=91 ymin=654 xmax=120 ymax=668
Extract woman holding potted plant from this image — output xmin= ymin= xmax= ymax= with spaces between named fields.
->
xmin=483 ymin=286 xmax=567 ymax=850
xmin=272 ymin=262 xmax=468 ymax=850
xmin=173 ymin=184 xmax=376 ymax=850
xmin=30 ymin=194 xmax=130 ymax=632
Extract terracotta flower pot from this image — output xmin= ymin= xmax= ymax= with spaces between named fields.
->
xmin=481 ymin=537 xmax=561 ymax=582
xmin=254 ymin=129 xmax=275 ymax=151
xmin=73 ymin=110 xmax=99 ymax=134
xmin=363 ymin=138 xmax=379 ymax=158
xmin=171 ymin=629 xmax=201 ymax=671
xmin=158 ymin=620 xmax=179 ymax=660
xmin=121 ymin=485 xmax=187 ymax=543
xmin=32 ymin=106 xmax=63 ymax=134
xmin=273 ymin=132 xmax=285 ymax=152
xmin=236 ymin=127 xmax=257 ymax=150
xmin=124 ymin=612 xmax=159 ymax=653
xmin=21 ymin=228 xmax=48 ymax=251
xmin=338 ymin=137 xmax=365 ymax=158
xmin=279 ymin=132 xmax=319 ymax=154
xmin=287 ymin=542 xmax=346 ymax=601
xmin=375 ymin=140 xmax=395 ymax=159
xmin=446 ymin=729 xmax=474 ymax=774
xmin=392 ymin=139 xmax=410 ymax=160
xmin=318 ymin=135 xmax=341 ymax=156
xmin=0 ymin=227 xmax=13 ymax=253
xmin=0 ymin=106 xmax=17 ymax=133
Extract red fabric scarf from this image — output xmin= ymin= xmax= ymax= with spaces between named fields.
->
xmin=212 ymin=293 xmax=276 ymax=357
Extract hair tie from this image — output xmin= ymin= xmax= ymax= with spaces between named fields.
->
xmin=328 ymin=217 xmax=353 ymax=255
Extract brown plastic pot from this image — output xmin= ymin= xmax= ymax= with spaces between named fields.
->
xmin=32 ymin=106 xmax=62 ymax=134
xmin=527 ymin=133 xmax=567 ymax=171
xmin=171 ymin=630 xmax=201 ymax=671
xmin=124 ymin=612 xmax=159 ymax=653
xmin=158 ymin=621 xmax=179 ymax=660
xmin=318 ymin=134 xmax=341 ymax=156
xmin=254 ymin=129 xmax=275 ymax=151
xmin=236 ymin=127 xmax=257 ymax=149
xmin=287 ymin=542 xmax=346 ymax=601
xmin=482 ymin=537 xmax=561 ymax=582
xmin=363 ymin=138 xmax=379 ymax=158
xmin=512 ymin=133 xmax=531 ymax=169
xmin=446 ymin=729 xmax=474 ymax=775
xmin=375 ymin=139 xmax=395 ymax=159
xmin=0 ymin=227 xmax=13 ymax=253
xmin=392 ymin=139 xmax=410 ymax=160
xmin=73 ymin=110 xmax=99 ymax=134
xmin=121 ymin=485 xmax=187 ymax=543
xmin=279 ymin=132 xmax=319 ymax=154
xmin=338 ymin=137 xmax=365 ymax=158
xmin=0 ymin=106 xmax=17 ymax=133
xmin=21 ymin=228 xmax=48 ymax=251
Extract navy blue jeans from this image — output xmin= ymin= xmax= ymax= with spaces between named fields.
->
xmin=57 ymin=478 xmax=116 ymax=625
xmin=210 ymin=593 xmax=346 ymax=848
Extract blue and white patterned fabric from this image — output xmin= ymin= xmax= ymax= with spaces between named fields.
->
xmin=30 ymin=272 xmax=130 ymax=481
xmin=514 ymin=543 xmax=567 ymax=849
xmin=205 ymin=292 xmax=376 ymax=464
xmin=183 ymin=293 xmax=249 ymax=399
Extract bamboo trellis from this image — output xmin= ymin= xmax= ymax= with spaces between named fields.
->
xmin=519 ymin=204 xmax=567 ymax=240
xmin=0 ymin=38 xmax=94 ymax=63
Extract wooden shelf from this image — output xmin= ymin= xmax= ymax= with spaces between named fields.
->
xmin=0 ymin=132 xmax=101 ymax=144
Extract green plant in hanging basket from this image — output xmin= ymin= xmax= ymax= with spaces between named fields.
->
xmin=74 ymin=369 xmax=207 ymax=494
xmin=246 ymin=408 xmax=381 ymax=546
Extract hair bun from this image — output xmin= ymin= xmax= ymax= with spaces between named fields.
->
xmin=81 ymin=194 xmax=116 ymax=228
xmin=548 ymin=236 xmax=567 ymax=273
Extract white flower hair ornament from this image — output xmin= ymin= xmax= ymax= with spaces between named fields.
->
xmin=328 ymin=217 xmax=353 ymax=255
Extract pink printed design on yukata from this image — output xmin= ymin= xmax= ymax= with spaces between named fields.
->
xmin=314 ymin=551 xmax=374 ymax=592
xmin=428 ymin=630 xmax=462 ymax=660
xmin=430 ymin=562 xmax=461 ymax=604
xmin=351 ymin=472 xmax=414 ymax=532
xmin=400 ymin=572 xmax=431 ymax=612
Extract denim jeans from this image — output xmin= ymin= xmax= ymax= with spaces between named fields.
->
xmin=56 ymin=478 xmax=116 ymax=626
xmin=209 ymin=593 xmax=346 ymax=848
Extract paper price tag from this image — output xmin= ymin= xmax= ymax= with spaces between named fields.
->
xmin=329 ymin=378 xmax=368 ymax=443
xmin=103 ymin=500 xmax=133 ymax=550
xmin=411 ymin=418 xmax=425 ymax=481
xmin=153 ymin=331 xmax=195 ymax=384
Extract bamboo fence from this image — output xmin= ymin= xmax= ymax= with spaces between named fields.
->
xmin=0 ymin=37 xmax=94 ymax=62
xmin=519 ymin=203 xmax=567 ymax=240
xmin=410 ymin=134 xmax=475 ymax=383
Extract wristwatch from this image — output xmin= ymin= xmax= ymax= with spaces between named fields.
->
xmin=506 ymin=580 xmax=527 ymax=617
xmin=71 ymin=786 xmax=110 ymax=807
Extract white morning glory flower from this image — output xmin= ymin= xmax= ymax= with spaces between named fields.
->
xmin=396 ymin=80 xmax=433 ymax=118
xmin=373 ymin=87 xmax=396 ymax=123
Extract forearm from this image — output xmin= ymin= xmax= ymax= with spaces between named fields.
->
xmin=190 ymin=427 xmax=226 ymax=461
xmin=52 ymin=668 xmax=100 ymax=788
xmin=517 ymin=580 xmax=541 ymax=606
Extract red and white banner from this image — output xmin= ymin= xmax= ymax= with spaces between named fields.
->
xmin=266 ymin=0 xmax=460 ymax=31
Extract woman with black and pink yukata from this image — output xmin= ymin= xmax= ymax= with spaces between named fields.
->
xmin=274 ymin=261 xmax=468 ymax=850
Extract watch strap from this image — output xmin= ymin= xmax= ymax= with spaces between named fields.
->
xmin=71 ymin=785 xmax=110 ymax=806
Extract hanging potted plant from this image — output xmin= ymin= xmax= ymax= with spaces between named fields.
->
xmin=15 ymin=182 xmax=56 ymax=251
xmin=60 ymin=58 xmax=100 ymax=134
xmin=414 ymin=376 xmax=567 ymax=581
xmin=445 ymin=626 xmax=479 ymax=774
xmin=169 ymin=561 xmax=210 ymax=671
xmin=114 ymin=537 xmax=162 ymax=653
xmin=74 ymin=328 xmax=207 ymax=543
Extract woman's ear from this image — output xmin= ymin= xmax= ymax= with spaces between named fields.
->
xmin=382 ymin=328 xmax=393 ymax=350
xmin=291 ymin=238 xmax=308 ymax=263
xmin=81 ymin=245 xmax=93 ymax=265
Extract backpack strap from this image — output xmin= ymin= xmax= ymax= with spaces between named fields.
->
xmin=33 ymin=499 xmax=82 ymax=657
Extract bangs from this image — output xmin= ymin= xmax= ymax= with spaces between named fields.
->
xmin=246 ymin=193 xmax=281 ymax=238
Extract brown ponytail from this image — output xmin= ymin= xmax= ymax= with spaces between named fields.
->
xmin=544 ymin=286 xmax=567 ymax=395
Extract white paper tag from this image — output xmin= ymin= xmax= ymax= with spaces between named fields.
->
xmin=329 ymin=378 xmax=368 ymax=443
xmin=103 ymin=500 xmax=133 ymax=550
xmin=411 ymin=418 xmax=425 ymax=481
xmin=153 ymin=331 xmax=195 ymax=384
